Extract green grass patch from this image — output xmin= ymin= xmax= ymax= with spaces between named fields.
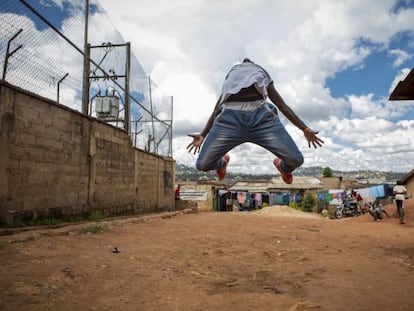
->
xmin=0 ymin=210 xmax=108 ymax=229
xmin=33 ymin=217 xmax=62 ymax=226
xmin=87 ymin=211 xmax=104 ymax=221
xmin=1 ymin=219 xmax=26 ymax=228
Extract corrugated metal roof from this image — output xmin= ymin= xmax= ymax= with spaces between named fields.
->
xmin=229 ymin=176 xmax=323 ymax=192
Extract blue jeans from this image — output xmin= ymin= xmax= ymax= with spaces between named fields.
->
xmin=196 ymin=101 xmax=304 ymax=173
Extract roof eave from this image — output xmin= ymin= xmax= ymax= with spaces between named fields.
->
xmin=389 ymin=68 xmax=414 ymax=101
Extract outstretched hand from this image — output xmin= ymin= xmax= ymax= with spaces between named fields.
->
xmin=186 ymin=133 xmax=204 ymax=154
xmin=304 ymin=129 xmax=324 ymax=149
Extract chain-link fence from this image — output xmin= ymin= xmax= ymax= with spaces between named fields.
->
xmin=0 ymin=0 xmax=172 ymax=156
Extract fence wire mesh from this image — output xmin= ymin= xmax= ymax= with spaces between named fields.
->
xmin=0 ymin=0 xmax=172 ymax=156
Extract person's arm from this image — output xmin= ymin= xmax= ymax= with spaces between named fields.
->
xmin=267 ymin=82 xmax=324 ymax=148
xmin=200 ymin=99 xmax=220 ymax=138
xmin=187 ymin=96 xmax=222 ymax=154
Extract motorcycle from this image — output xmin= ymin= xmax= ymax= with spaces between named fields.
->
xmin=335 ymin=199 xmax=361 ymax=219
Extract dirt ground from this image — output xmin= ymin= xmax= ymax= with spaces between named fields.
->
xmin=0 ymin=200 xmax=413 ymax=311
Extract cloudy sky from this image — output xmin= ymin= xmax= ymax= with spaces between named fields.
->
xmin=3 ymin=0 xmax=414 ymax=175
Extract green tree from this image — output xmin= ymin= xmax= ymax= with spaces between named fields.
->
xmin=301 ymin=193 xmax=315 ymax=212
xmin=322 ymin=167 xmax=333 ymax=177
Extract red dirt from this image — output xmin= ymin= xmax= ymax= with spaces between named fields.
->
xmin=0 ymin=200 xmax=413 ymax=311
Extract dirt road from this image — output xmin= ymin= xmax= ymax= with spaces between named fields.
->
xmin=1 ymin=200 xmax=413 ymax=311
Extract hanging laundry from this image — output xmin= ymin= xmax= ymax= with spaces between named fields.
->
xmin=237 ymin=192 xmax=246 ymax=204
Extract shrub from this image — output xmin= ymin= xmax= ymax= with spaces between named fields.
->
xmin=301 ymin=193 xmax=316 ymax=212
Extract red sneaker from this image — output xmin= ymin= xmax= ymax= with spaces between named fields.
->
xmin=273 ymin=158 xmax=293 ymax=184
xmin=216 ymin=155 xmax=230 ymax=181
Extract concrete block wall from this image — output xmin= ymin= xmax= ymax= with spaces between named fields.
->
xmin=0 ymin=81 xmax=175 ymax=224
xmin=135 ymin=152 xmax=175 ymax=213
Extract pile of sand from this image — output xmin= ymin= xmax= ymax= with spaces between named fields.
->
xmin=253 ymin=205 xmax=324 ymax=219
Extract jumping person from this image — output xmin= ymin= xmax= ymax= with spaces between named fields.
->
xmin=187 ymin=58 xmax=324 ymax=183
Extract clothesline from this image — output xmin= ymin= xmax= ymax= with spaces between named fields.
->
xmin=319 ymin=184 xmax=387 ymax=202
xmin=219 ymin=184 xmax=389 ymax=204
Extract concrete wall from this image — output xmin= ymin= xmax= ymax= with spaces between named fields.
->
xmin=404 ymin=177 xmax=414 ymax=199
xmin=320 ymin=177 xmax=342 ymax=190
xmin=0 ymin=82 xmax=175 ymax=224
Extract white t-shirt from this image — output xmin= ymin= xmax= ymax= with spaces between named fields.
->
xmin=219 ymin=62 xmax=272 ymax=105
xmin=393 ymin=185 xmax=407 ymax=201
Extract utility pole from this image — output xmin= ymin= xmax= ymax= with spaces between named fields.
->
xmin=148 ymin=75 xmax=156 ymax=153
xmin=124 ymin=42 xmax=131 ymax=134
xmin=89 ymin=43 xmax=130 ymax=132
xmin=169 ymin=96 xmax=173 ymax=157
xmin=81 ymin=0 xmax=90 ymax=115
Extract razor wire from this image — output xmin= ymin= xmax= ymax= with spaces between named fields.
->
xmin=0 ymin=0 xmax=172 ymax=156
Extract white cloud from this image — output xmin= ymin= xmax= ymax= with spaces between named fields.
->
xmin=388 ymin=49 xmax=412 ymax=67
xmin=348 ymin=94 xmax=408 ymax=119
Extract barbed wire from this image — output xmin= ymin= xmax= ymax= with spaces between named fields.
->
xmin=0 ymin=0 xmax=172 ymax=156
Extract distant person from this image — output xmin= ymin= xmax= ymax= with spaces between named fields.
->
xmin=393 ymin=181 xmax=407 ymax=224
xmin=341 ymin=190 xmax=353 ymax=208
xmin=341 ymin=190 xmax=349 ymax=207
xmin=175 ymin=185 xmax=181 ymax=202
xmin=351 ymin=190 xmax=363 ymax=213
xmin=368 ymin=199 xmax=390 ymax=221
xmin=225 ymin=192 xmax=233 ymax=211
xmin=186 ymin=58 xmax=324 ymax=183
